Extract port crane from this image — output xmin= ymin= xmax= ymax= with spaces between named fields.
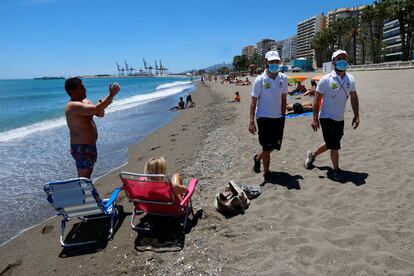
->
xmin=124 ymin=60 xmax=135 ymax=75
xmin=143 ymin=58 xmax=153 ymax=75
xmin=116 ymin=62 xmax=125 ymax=76
xmin=159 ymin=60 xmax=168 ymax=75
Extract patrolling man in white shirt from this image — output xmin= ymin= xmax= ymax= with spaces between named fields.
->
xmin=249 ymin=50 xmax=289 ymax=181
xmin=304 ymin=49 xmax=360 ymax=179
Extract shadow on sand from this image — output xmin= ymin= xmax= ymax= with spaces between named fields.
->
xmin=317 ymin=166 xmax=368 ymax=186
xmin=58 ymin=205 xmax=127 ymax=258
xmin=133 ymin=209 xmax=203 ymax=252
xmin=260 ymin=171 xmax=303 ymax=190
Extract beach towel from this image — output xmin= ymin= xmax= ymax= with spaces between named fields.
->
xmin=286 ymin=112 xmax=313 ymax=119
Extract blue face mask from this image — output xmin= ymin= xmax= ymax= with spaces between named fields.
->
xmin=268 ymin=63 xmax=280 ymax=73
xmin=335 ymin=60 xmax=348 ymax=71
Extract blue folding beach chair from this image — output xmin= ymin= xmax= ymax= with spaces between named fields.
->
xmin=44 ymin=177 xmax=121 ymax=247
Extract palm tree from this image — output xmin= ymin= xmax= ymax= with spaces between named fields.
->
xmin=362 ymin=1 xmax=390 ymax=63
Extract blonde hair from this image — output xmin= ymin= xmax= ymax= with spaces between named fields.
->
xmin=144 ymin=157 xmax=167 ymax=174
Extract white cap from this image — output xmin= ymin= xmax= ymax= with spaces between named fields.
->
xmin=265 ymin=50 xmax=281 ymax=61
xmin=331 ymin=49 xmax=348 ymax=61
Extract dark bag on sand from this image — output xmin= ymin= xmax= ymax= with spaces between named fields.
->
xmin=214 ymin=181 xmax=250 ymax=215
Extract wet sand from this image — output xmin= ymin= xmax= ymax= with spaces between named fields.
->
xmin=1 ymin=70 xmax=414 ymax=275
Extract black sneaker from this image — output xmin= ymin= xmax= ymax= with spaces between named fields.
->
xmin=331 ymin=169 xmax=343 ymax=181
xmin=253 ymin=154 xmax=261 ymax=173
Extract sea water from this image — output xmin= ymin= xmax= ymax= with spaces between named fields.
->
xmin=0 ymin=77 xmax=195 ymax=244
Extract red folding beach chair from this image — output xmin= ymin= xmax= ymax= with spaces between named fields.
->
xmin=119 ymin=172 xmax=198 ymax=231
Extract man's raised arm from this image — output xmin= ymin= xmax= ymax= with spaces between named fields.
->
xmin=66 ymin=83 xmax=120 ymax=116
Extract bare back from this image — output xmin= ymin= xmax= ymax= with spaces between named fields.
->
xmin=65 ymin=99 xmax=98 ymax=144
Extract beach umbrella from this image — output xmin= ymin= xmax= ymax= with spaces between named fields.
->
xmin=312 ymin=74 xmax=324 ymax=81
xmin=288 ymin=76 xmax=308 ymax=83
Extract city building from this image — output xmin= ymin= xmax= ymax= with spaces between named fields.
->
xmin=281 ymin=35 xmax=297 ymax=62
xmin=382 ymin=19 xmax=405 ymax=62
xmin=326 ymin=5 xmax=366 ymax=27
xmin=256 ymin=39 xmax=276 ymax=57
xmin=271 ymin=40 xmax=284 ymax=58
xmin=242 ymin=45 xmax=257 ymax=59
xmin=296 ymin=14 xmax=325 ymax=61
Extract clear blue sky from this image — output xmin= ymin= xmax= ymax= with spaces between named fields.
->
xmin=0 ymin=0 xmax=374 ymax=79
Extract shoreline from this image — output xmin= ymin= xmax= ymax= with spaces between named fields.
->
xmin=0 ymin=81 xmax=201 ymax=247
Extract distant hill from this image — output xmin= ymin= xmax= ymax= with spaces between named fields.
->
xmin=203 ymin=63 xmax=234 ymax=72
xmin=180 ymin=63 xmax=234 ymax=74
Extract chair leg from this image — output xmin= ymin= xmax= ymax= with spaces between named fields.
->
xmin=60 ymin=219 xmax=66 ymax=247
xmin=130 ymin=210 xmax=137 ymax=229
xmin=108 ymin=206 xmax=115 ymax=240
xmin=182 ymin=204 xmax=190 ymax=232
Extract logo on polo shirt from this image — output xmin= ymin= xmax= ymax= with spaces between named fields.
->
xmin=279 ymin=81 xmax=283 ymax=88
xmin=331 ymin=82 xmax=338 ymax=89
xmin=265 ymin=83 xmax=271 ymax=89
xmin=346 ymin=82 xmax=350 ymax=88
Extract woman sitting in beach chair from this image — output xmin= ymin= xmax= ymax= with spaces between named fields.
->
xmin=119 ymin=157 xmax=197 ymax=231
xmin=144 ymin=157 xmax=188 ymax=199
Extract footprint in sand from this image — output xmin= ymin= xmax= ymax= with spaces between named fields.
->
xmin=0 ymin=259 xmax=23 ymax=275
xmin=170 ymin=133 xmax=177 ymax=137
xmin=170 ymin=138 xmax=176 ymax=142
xmin=150 ymin=146 xmax=161 ymax=151
xmin=41 ymin=224 xmax=53 ymax=234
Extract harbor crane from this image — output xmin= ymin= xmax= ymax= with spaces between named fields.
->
xmin=159 ymin=60 xmax=168 ymax=75
xmin=143 ymin=58 xmax=153 ymax=75
xmin=116 ymin=62 xmax=125 ymax=76
xmin=124 ymin=60 xmax=135 ymax=75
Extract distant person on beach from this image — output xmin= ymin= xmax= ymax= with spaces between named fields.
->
xmin=228 ymin=91 xmax=241 ymax=103
xmin=234 ymin=91 xmax=241 ymax=102
xmin=169 ymin=97 xmax=185 ymax=111
xmin=185 ymin=94 xmax=196 ymax=108
xmin=65 ymin=77 xmax=120 ymax=178
xmin=304 ymin=80 xmax=317 ymax=96
xmin=304 ymin=49 xmax=360 ymax=180
xmin=144 ymin=156 xmax=188 ymax=199
xmin=249 ymin=50 xmax=288 ymax=181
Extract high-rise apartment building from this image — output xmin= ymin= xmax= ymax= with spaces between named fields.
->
xmin=296 ymin=14 xmax=325 ymax=60
xmin=281 ymin=35 xmax=297 ymax=61
xmin=382 ymin=19 xmax=405 ymax=62
xmin=242 ymin=45 xmax=257 ymax=59
xmin=256 ymin=39 xmax=276 ymax=57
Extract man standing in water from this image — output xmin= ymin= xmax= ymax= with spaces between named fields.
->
xmin=249 ymin=50 xmax=288 ymax=181
xmin=304 ymin=49 xmax=360 ymax=180
xmin=65 ymin=78 xmax=120 ymax=178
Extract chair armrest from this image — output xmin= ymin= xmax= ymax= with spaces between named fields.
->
xmin=103 ymin=187 xmax=122 ymax=209
xmin=180 ymin=178 xmax=198 ymax=207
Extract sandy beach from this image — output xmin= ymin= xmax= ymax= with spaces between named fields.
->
xmin=1 ymin=69 xmax=414 ymax=275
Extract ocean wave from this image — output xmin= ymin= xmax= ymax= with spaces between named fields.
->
xmin=156 ymin=81 xmax=192 ymax=90
xmin=0 ymin=81 xmax=195 ymax=143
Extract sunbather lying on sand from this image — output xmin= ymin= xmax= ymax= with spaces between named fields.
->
xmin=286 ymin=102 xmax=313 ymax=114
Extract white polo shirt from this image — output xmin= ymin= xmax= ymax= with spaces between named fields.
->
xmin=251 ymin=70 xmax=289 ymax=119
xmin=316 ymin=70 xmax=356 ymax=121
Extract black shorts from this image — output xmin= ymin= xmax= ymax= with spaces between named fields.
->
xmin=320 ymin=118 xmax=344 ymax=150
xmin=257 ymin=117 xmax=285 ymax=151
